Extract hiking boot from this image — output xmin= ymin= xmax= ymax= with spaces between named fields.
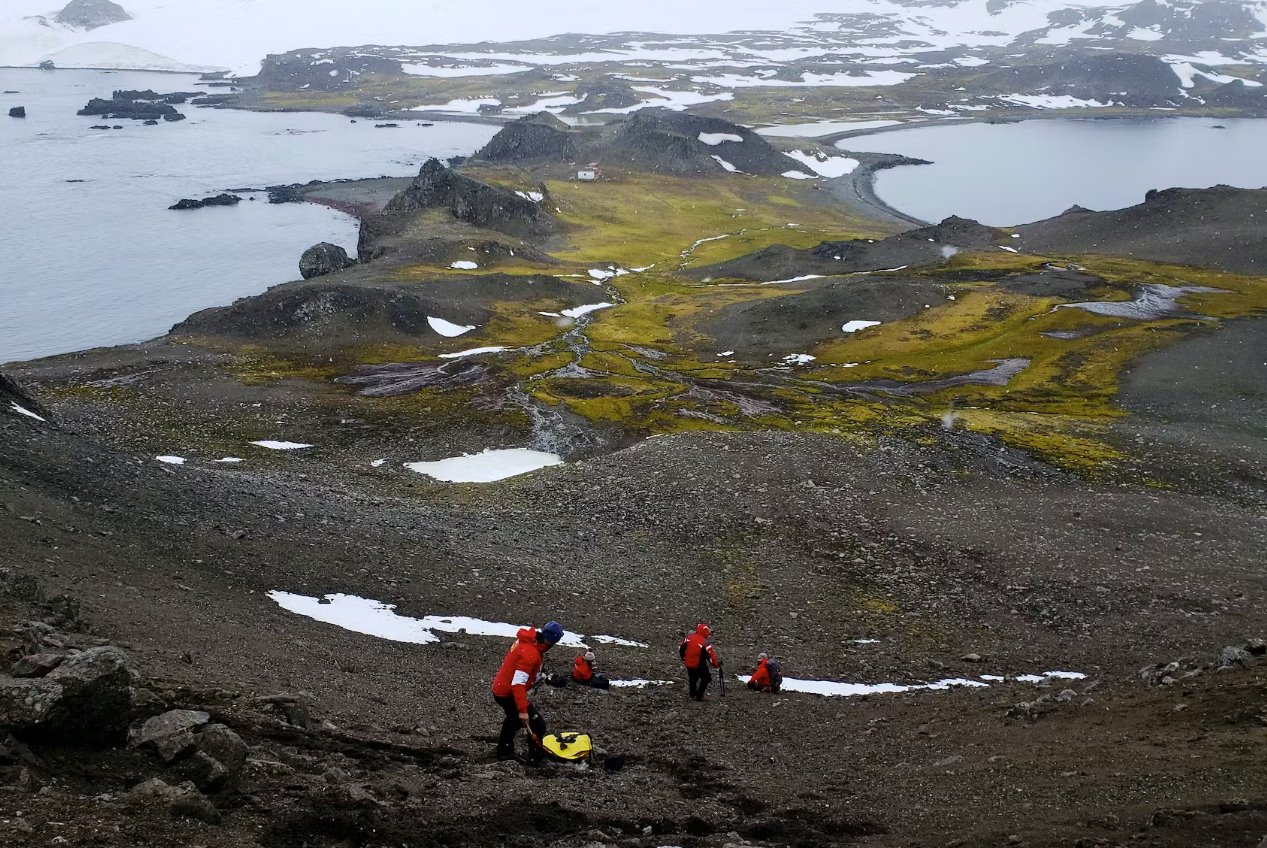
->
xmin=496 ymin=750 xmax=517 ymax=761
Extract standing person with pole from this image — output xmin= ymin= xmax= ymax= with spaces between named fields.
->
xmin=492 ymin=620 xmax=565 ymax=761
xmin=679 ymin=623 xmax=721 ymax=701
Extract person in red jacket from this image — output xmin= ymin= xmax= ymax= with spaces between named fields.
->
xmin=491 ymin=620 xmax=564 ymax=760
xmin=746 ymin=652 xmax=781 ymax=693
xmin=679 ymin=623 xmax=721 ymax=701
xmin=571 ymin=649 xmax=610 ymax=689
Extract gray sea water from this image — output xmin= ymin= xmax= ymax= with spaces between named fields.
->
xmin=0 ymin=68 xmax=497 ymax=363
xmin=840 ymin=116 xmax=1267 ymax=226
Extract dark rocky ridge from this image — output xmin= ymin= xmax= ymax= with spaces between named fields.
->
xmin=602 ymin=109 xmax=795 ymax=176
xmin=1017 ymin=184 xmax=1267 ymax=273
xmin=54 ymin=0 xmax=131 ymax=30
xmin=973 ymin=53 xmax=1189 ymax=107
xmin=380 ymin=158 xmax=557 ymax=238
xmin=1 ymin=372 xmax=48 ymax=420
xmin=690 ymin=216 xmax=1009 ymax=281
xmin=473 ymin=113 xmax=578 ymax=163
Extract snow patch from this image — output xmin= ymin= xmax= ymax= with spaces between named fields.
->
xmin=250 ymin=441 xmax=313 ymax=450
xmin=842 ymin=320 xmax=882 ymax=333
xmin=155 ymin=455 xmax=186 ymax=465
xmin=438 ymin=346 xmax=509 ymax=359
xmin=268 ymin=591 xmax=641 ymax=650
xmin=450 ymin=260 xmax=479 ymax=270
xmin=698 ymin=132 xmax=744 ymax=145
xmin=9 ymin=403 xmax=45 ymax=422
xmin=427 ymin=316 xmax=476 ymax=337
xmin=711 ymin=155 xmax=742 ymax=173
xmin=404 ymin=448 xmax=562 ymax=482
xmin=560 ymin=302 xmax=614 ymax=319
xmin=783 ymin=150 xmax=859 ymax=178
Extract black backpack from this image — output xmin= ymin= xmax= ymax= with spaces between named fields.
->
xmin=767 ymin=659 xmax=783 ymax=689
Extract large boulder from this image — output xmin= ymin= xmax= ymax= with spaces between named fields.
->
xmin=8 ymin=106 xmax=25 ymax=118
xmin=55 ymin=0 xmax=131 ymax=30
xmin=132 ymin=709 xmax=249 ymax=792
xmin=125 ymin=778 xmax=221 ymax=824
xmin=0 ymin=646 xmax=137 ymax=743
xmin=299 ymin=242 xmax=356 ymax=279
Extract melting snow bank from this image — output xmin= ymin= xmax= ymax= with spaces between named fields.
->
xmin=427 ymin=316 xmax=476 ymax=337
xmin=404 ymin=448 xmax=562 ymax=482
xmin=737 ymin=671 xmax=1085 ymax=697
xmin=610 ymin=679 xmax=675 ymax=688
xmin=842 ymin=320 xmax=882 ymax=333
xmin=449 ymin=260 xmax=479 ymax=270
xmin=251 ymin=441 xmax=313 ymax=450
xmin=155 ymin=456 xmax=186 ymax=465
xmin=438 ymin=346 xmax=509 ymax=360
xmin=1060 ymin=284 xmax=1226 ymax=320
xmin=783 ymin=150 xmax=860 ymax=178
xmin=267 ymin=592 xmax=646 ymax=650
xmin=561 ymin=302 xmax=614 ymax=319
xmin=9 ymin=403 xmax=46 ymax=422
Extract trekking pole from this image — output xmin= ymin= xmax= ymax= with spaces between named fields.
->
xmin=718 ymin=662 xmax=726 ymax=699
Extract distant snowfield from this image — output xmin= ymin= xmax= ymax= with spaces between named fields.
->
xmin=0 ymin=0 xmax=931 ymax=75
xmin=9 ymin=0 xmax=1262 ymax=77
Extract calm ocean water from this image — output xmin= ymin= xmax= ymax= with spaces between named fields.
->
xmin=841 ymin=116 xmax=1267 ymax=225
xmin=0 ymin=68 xmax=497 ymax=362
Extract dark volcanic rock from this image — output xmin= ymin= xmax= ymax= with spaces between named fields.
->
xmin=474 ymin=113 xmax=578 ymax=163
xmin=8 ymin=106 xmax=25 ymax=118
xmin=382 ymin=158 xmax=556 ymax=238
xmin=169 ymin=193 xmax=241 ymax=211
xmin=299 ymin=242 xmax=356 ymax=279
xmin=602 ymin=109 xmax=795 ymax=176
xmin=54 ymin=0 xmax=131 ymax=30
xmin=79 ymin=94 xmax=185 ymax=122
xmin=1017 ymin=185 xmax=1267 ymax=274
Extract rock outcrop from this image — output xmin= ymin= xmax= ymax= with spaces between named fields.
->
xmin=1017 ymin=185 xmax=1267 ymax=274
xmin=79 ymin=91 xmax=185 ymax=121
xmin=563 ymin=78 xmax=641 ymax=114
xmin=299 ymin=242 xmax=356 ymax=279
xmin=382 ymin=158 xmax=557 ymax=238
xmin=602 ymin=110 xmax=795 ymax=176
xmin=1 ymin=371 xmax=49 ymax=420
xmin=473 ymin=113 xmax=578 ymax=163
xmin=8 ymin=106 xmax=25 ymax=118
xmin=169 ymin=193 xmax=241 ymax=211
xmin=0 ymin=646 xmax=137 ymax=744
xmin=132 ymin=708 xmax=250 ymax=792
xmin=54 ymin=0 xmax=131 ymax=30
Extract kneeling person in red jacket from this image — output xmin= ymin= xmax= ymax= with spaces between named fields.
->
xmin=492 ymin=620 xmax=564 ymax=760
xmin=747 ymin=652 xmax=781 ymax=693
xmin=571 ymin=649 xmax=610 ymax=689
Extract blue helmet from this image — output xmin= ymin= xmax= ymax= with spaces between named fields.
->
xmin=541 ymin=621 xmax=565 ymax=645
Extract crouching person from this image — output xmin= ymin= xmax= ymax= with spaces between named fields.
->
xmin=492 ymin=620 xmax=564 ymax=761
xmin=571 ymin=649 xmax=611 ymax=690
xmin=746 ymin=652 xmax=782 ymax=694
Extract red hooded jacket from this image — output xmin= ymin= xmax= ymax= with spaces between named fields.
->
xmin=749 ymin=657 xmax=772 ymax=690
xmin=681 ymin=626 xmax=719 ymax=670
xmin=572 ymin=654 xmax=593 ymax=683
xmin=492 ymin=627 xmax=547 ymax=713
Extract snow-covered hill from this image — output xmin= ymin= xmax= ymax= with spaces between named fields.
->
xmin=2 ymin=0 xmax=1266 ymax=76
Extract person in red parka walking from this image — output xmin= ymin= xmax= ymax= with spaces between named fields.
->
xmin=491 ymin=620 xmax=564 ymax=760
xmin=679 ymin=623 xmax=721 ymax=701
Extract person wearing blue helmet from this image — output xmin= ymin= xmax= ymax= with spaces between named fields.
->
xmin=491 ymin=620 xmax=565 ymax=761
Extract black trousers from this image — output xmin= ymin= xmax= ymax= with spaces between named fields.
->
xmin=687 ymin=664 xmax=712 ymax=699
xmin=494 ymin=694 xmax=547 ymax=758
